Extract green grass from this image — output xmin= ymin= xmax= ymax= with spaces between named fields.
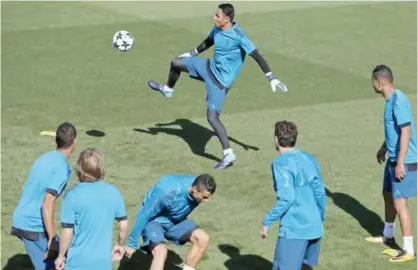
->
xmin=1 ymin=1 xmax=417 ymax=269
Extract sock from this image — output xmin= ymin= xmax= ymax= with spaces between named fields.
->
xmin=163 ymin=85 xmax=173 ymax=92
xmin=183 ymin=265 xmax=195 ymax=270
xmin=383 ymin=222 xmax=395 ymax=238
xmin=223 ymin=148 xmax=233 ymax=156
xmin=403 ymin=236 xmax=414 ymax=254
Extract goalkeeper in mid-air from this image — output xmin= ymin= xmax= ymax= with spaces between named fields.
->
xmin=148 ymin=3 xmax=288 ymax=170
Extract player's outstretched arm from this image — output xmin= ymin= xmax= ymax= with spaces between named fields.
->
xmin=249 ymin=50 xmax=288 ymax=93
xmin=262 ymin=165 xmax=295 ymax=227
xmin=179 ymin=37 xmax=214 ymax=58
xmin=126 ymin=189 xmax=174 ymax=250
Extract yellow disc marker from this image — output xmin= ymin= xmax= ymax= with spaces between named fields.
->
xmin=40 ymin=131 xmax=56 ymax=137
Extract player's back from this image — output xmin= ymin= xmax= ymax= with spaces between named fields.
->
xmin=12 ymin=150 xmax=70 ymax=232
xmin=141 ymin=174 xmax=197 ymax=223
xmin=274 ymin=150 xmax=325 ymax=240
xmin=384 ymin=89 xmax=417 ymax=163
xmin=62 ymin=180 xmax=124 ymax=270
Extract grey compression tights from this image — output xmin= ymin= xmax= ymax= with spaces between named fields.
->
xmin=207 ymin=110 xmax=230 ymax=150
xmin=168 ymin=58 xmax=230 ymax=151
xmin=167 ymin=57 xmax=188 ymax=89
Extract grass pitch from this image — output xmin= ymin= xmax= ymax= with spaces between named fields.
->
xmin=1 ymin=1 xmax=417 ymax=269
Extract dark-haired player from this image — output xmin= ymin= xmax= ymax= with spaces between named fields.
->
xmin=148 ymin=3 xmax=288 ymax=169
xmin=125 ymin=174 xmax=217 ymax=270
xmin=11 ymin=122 xmax=77 ymax=270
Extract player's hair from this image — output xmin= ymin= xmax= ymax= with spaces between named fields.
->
xmin=218 ymin=3 xmax=235 ymax=21
xmin=192 ymin=174 xmax=216 ymax=194
xmin=56 ymin=122 xmax=77 ymax=149
xmin=372 ymin=64 xmax=394 ymax=83
xmin=76 ymin=148 xmax=105 ymax=182
xmin=275 ymin=120 xmax=298 ymax=148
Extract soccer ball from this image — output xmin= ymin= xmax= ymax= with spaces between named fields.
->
xmin=112 ymin=30 xmax=134 ymax=52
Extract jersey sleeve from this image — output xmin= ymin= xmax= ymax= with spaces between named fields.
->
xmin=60 ymin=192 xmax=75 ymax=228
xmin=115 ymin=190 xmax=127 ymax=221
xmin=394 ymin=93 xmax=413 ymax=127
xmin=263 ymin=162 xmax=295 ymax=227
xmin=46 ymin=163 xmax=70 ymax=197
xmin=235 ymin=27 xmax=256 ymax=54
xmin=312 ymin=160 xmax=326 ymax=222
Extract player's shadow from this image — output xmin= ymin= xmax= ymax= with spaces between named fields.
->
xmin=3 ymin=253 xmax=33 ymax=270
xmin=133 ymin=119 xmax=259 ymax=162
xmin=117 ymin=249 xmax=182 ymax=270
xmin=219 ymin=244 xmax=273 ymax=270
xmin=325 ymin=188 xmax=401 ymax=249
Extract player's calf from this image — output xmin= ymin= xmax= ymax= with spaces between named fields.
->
xmin=150 ymin=243 xmax=168 ymax=270
xmin=184 ymin=229 xmax=210 ymax=269
xmin=393 ymin=198 xmax=414 ymax=256
xmin=166 ymin=57 xmax=188 ymax=89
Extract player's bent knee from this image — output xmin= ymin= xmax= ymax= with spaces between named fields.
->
xmin=151 ymin=243 xmax=168 ymax=258
xmin=170 ymin=58 xmax=186 ymax=72
xmin=191 ymin=229 xmax=210 ymax=249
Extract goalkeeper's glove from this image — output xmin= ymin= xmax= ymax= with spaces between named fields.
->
xmin=265 ymin=72 xmax=288 ymax=93
xmin=178 ymin=48 xmax=199 ymax=58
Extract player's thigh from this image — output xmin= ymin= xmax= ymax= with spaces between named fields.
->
xmin=22 ymin=235 xmax=49 ymax=270
xmin=303 ymin=238 xmax=322 ymax=267
xmin=141 ymin=221 xmax=166 ymax=252
xmin=182 ymin=57 xmax=207 ymax=81
xmin=390 ymin=163 xmax=417 ymax=200
xmin=392 ymin=163 xmax=417 ymax=200
xmin=205 ymin=81 xmax=227 ymax=114
xmin=164 ymin=219 xmax=198 ymax=246
xmin=272 ymin=238 xmax=308 ymax=270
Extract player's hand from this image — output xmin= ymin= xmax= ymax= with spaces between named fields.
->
xmin=376 ymin=146 xmax=387 ymax=164
xmin=44 ymin=235 xmax=57 ymax=259
xmin=55 ymin=255 xmax=65 ymax=270
xmin=260 ymin=225 xmax=268 ymax=240
xmin=124 ymin=247 xmax=136 ymax=259
xmin=395 ymin=163 xmax=406 ymax=180
xmin=112 ymin=244 xmax=125 ymax=261
xmin=270 ymin=79 xmax=288 ymax=93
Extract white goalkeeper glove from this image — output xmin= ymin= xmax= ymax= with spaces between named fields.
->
xmin=178 ymin=48 xmax=198 ymax=58
xmin=265 ymin=72 xmax=288 ymax=93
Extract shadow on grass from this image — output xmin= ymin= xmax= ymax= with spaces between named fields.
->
xmin=134 ymin=118 xmax=259 ymax=162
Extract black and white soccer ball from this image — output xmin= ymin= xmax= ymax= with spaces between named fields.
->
xmin=112 ymin=30 xmax=134 ymax=52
